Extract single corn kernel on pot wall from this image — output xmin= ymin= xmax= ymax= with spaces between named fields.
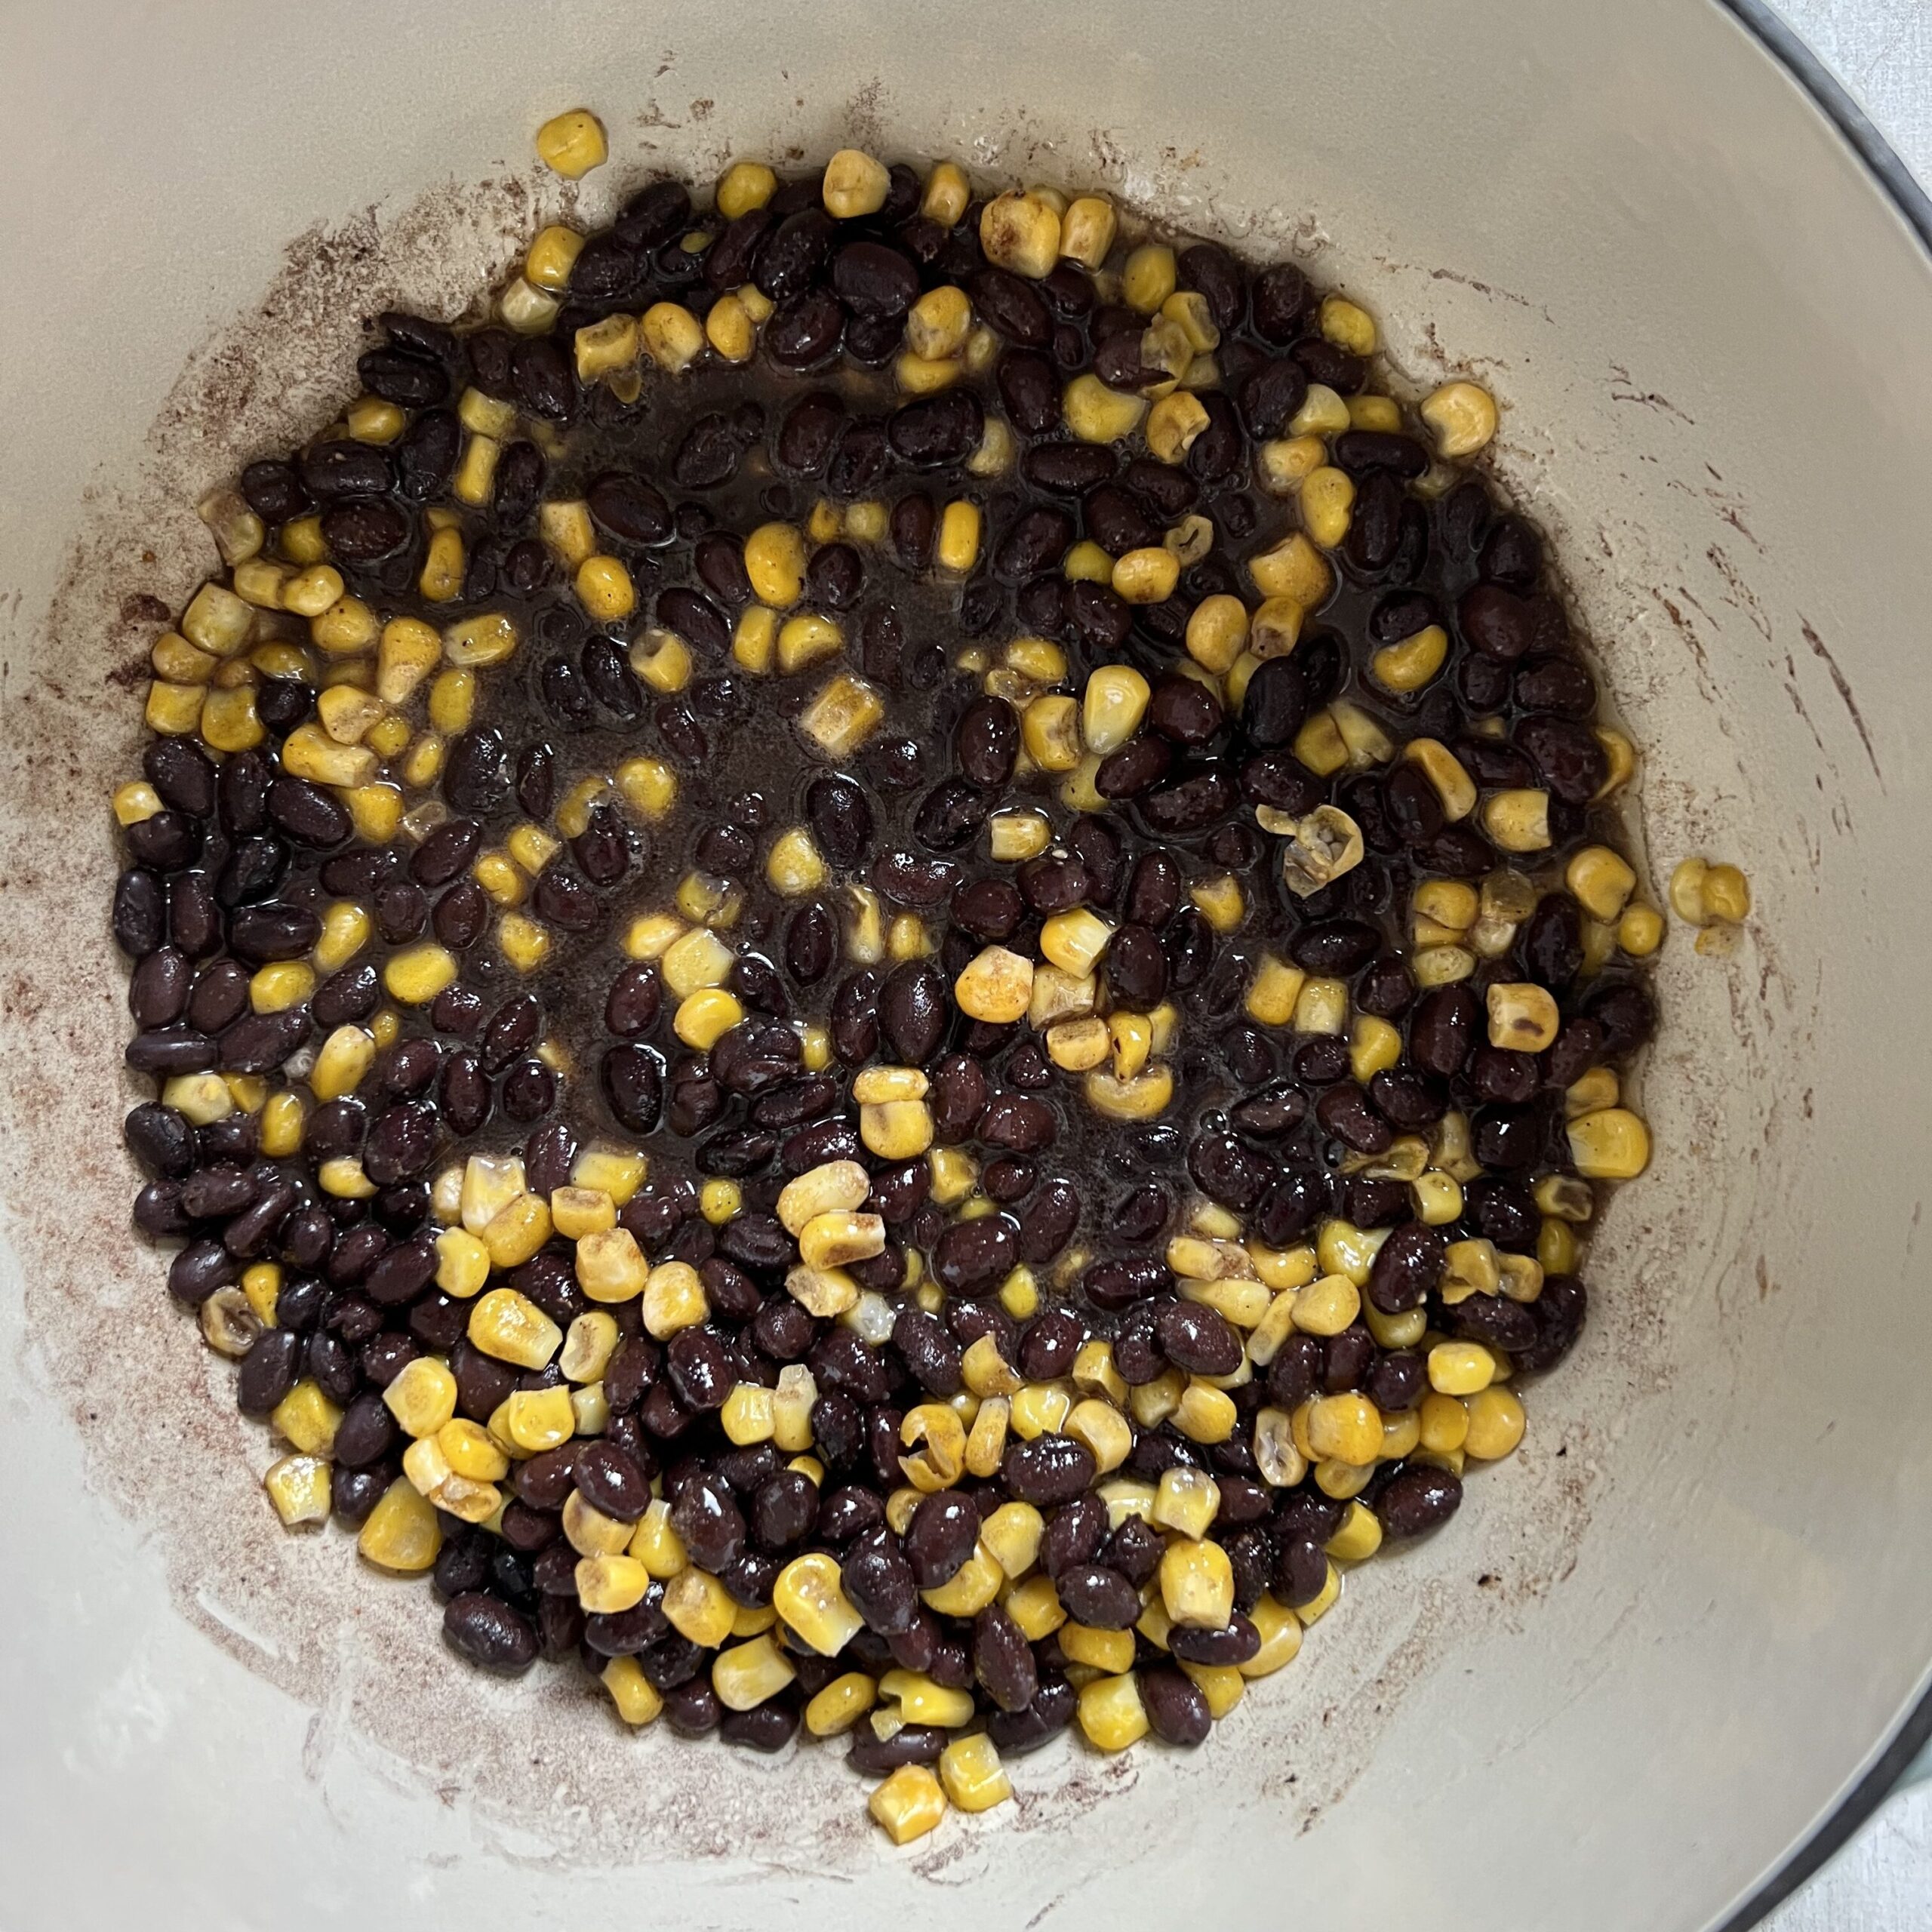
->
xmin=1 ymin=6 xmax=1929 ymax=1932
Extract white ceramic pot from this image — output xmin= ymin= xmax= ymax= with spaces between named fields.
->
xmin=2 ymin=3 xmax=1927 ymax=1927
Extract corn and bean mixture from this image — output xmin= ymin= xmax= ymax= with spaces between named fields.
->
xmin=112 ymin=119 xmax=1663 ymax=1843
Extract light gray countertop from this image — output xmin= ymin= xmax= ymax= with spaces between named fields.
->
xmin=1760 ymin=9 xmax=1929 ymax=1921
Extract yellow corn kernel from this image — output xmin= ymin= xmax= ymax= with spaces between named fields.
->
xmin=262 ymin=1453 xmax=331 ymax=1527
xmin=920 ymin=1542 xmax=1003 ymax=1617
xmin=1057 ymin=192 xmax=1116 ymax=269
xmin=1483 ymin=789 xmax=1552 ymax=854
xmin=1063 ymin=373 xmax=1148 ymax=445
xmin=1420 ymin=379 xmax=1499 ymax=457
xmin=698 ymin=291 xmax=755 ymax=363
xmin=1325 ymin=1499 xmax=1385 ymax=1564
xmin=931 ymin=1733 xmax=1011 ymax=1814
xmin=910 ymin=158 xmax=969 ymax=225
xmin=1300 ymin=466 xmax=1355 ymax=549
xmin=869 ymin=1763 xmax=948 ymax=1845
xmin=613 ymin=756 xmax=677 ymax=826
xmin=571 ymin=1552 xmax=650 ymax=1617
xmin=1371 ymin=623 xmax=1450 ymax=694
xmin=706 ymin=1632 xmax=796 ymax=1714
xmin=497 ymin=1383 xmax=573 ymax=1454
xmin=1060 ymin=1623 xmax=1135 ymax=1675
xmin=1082 ymin=1063 xmax=1174 ymax=1122
xmin=797 ymin=671 xmax=884 ymax=757
xmin=742 ymin=521 xmax=807 ymax=608
xmin=1485 ymin=980 xmax=1561 ymax=1054
xmin=1319 ymin=293 xmax=1377 ymax=355
xmin=149 ymin=633 xmax=218 ymax=687
xmin=718 ymin=1380 xmax=776 ymax=1447
xmin=699 ymin=155 xmax=774 ymax=220
xmin=558 ymin=1310 xmax=620 ymax=1386
xmin=383 ymin=1355 xmax=457 ymax=1438
xmin=953 ymin=944 xmax=1034 ymax=1023
xmin=264 ymin=1379 xmax=340 ymax=1457
xmin=1191 ymin=874 xmax=1244 ymax=935
xmin=251 ymin=1092 xmax=302 ymax=1161
xmin=641 ymin=1259 xmax=709 ymax=1338
xmin=1568 ymin=1107 xmax=1651 ymax=1180
xmin=1619 ymin=903 xmax=1666 ymax=957
xmin=601 ymin=1654 xmax=664 ymax=1728
xmin=1247 ymin=531 xmax=1331 ymax=611
xmin=800 ymin=1209 xmax=888 ymax=1272
xmin=1306 ymin=1392 xmax=1383 ymax=1466
xmin=1038 ymin=908 xmax=1115 ymax=978
xmin=1465 ymin=1386 xmax=1527 ymax=1460
xmin=521 ymin=223 xmax=585 ymax=292
xmin=417 ymin=669 xmax=473 ymax=742
xmin=819 ymin=146 xmax=890 ymax=219
xmin=979 ymin=187 xmax=1061 ymax=278
xmin=377 ymin=943 xmax=455 ymax=1008
xmin=467 ymin=1287 xmax=561 ymax=1369
xmin=309 ymin=595 xmax=379 ymax=655
xmin=669 ymin=986 xmax=741 ymax=1051
xmin=854 ymin=1098 xmax=931 ymax=1162
xmin=356 ymin=1479 xmax=441 ymax=1572
xmin=535 ymin=107 xmax=607 ymax=178
xmin=571 ymin=1225 xmax=645 ymax=1304
xmin=1428 ymin=1341 xmax=1497 ymax=1397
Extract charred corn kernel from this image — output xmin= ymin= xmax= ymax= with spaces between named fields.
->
xmin=671 ymin=986 xmax=742 ymax=1051
xmin=1111 ymin=546 xmax=1180 ymax=604
xmin=380 ymin=943 xmax=457 ymax=1008
xmin=1300 ymin=466 xmax=1355 ymax=549
xmin=1318 ymin=293 xmax=1377 ymax=355
xmin=601 ymin=1654 xmax=664 ymax=1727
xmin=1081 ymin=665 xmax=1151 ymax=754
xmin=467 ymin=1287 xmax=561 ymax=1369
xmin=769 ymin=1550 xmax=863 ymax=1655
xmin=721 ymin=1381 xmax=776 ymax=1446
xmin=1039 ymin=909 xmax=1114 ymax=978
xmin=641 ymin=1260 xmax=709 ymax=1337
xmin=1058 ymin=192 xmax=1116 ymax=269
xmin=1420 ymin=379 xmax=1499 ymax=457
xmin=268 ymin=1379 xmax=342 ymax=1456
xmin=1429 ymin=1341 xmax=1497 ymax=1397
xmin=954 ymin=945 xmax=1034 ymax=1023
xmin=869 ymin=1763 xmax=948 ymax=1844
xmin=535 ymin=107 xmax=606 ymax=177
xmin=1465 ymin=1386 xmax=1527 ymax=1460
xmin=1063 ymin=373 xmax=1148 ymax=445
xmin=798 ymin=672 xmax=884 ymax=755
xmin=980 ymin=188 xmax=1061 ymax=278
xmin=1486 ymin=980 xmax=1561 ymax=1054
xmin=358 ymin=1479 xmax=441 ymax=1571
xmin=1568 ymin=1106 xmax=1651 ymax=1180
xmin=1249 ymin=529 xmax=1332 ymax=608
xmin=821 ymin=146 xmax=889 ymax=218
xmin=1371 ymin=623 xmax=1450 ymax=694
xmin=1484 ymin=789 xmax=1552 ymax=853
xmin=383 ymin=1356 xmax=457 ymax=1438
xmin=263 ymin=1453 xmax=331 ymax=1527
xmin=1191 ymin=874 xmax=1244 ymax=934
xmin=1306 ymin=1392 xmax=1383 ymax=1466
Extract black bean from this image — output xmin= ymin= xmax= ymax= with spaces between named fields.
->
xmin=888 ymin=390 xmax=983 ymax=468
xmin=1377 ymin=1465 xmax=1463 ymax=1537
xmin=440 ymin=1593 xmax=538 ymax=1674
xmin=842 ymin=1532 xmax=919 ymax=1635
xmin=929 ymin=1214 xmax=1017 ymax=1295
xmin=1365 ymin=1222 xmax=1447 ymax=1315
xmin=986 ymin=1676 xmax=1077 ymax=1755
xmin=976 ymin=1096 xmax=1056 ymax=1153
xmin=235 ymin=1327 xmax=302 ymax=1413
xmin=601 ymin=1044 xmax=664 ymax=1133
xmin=1003 ymin=1435 xmax=1097 ymax=1506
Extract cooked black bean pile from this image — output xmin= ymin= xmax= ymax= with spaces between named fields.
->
xmin=113 ymin=130 xmax=1660 ymax=1841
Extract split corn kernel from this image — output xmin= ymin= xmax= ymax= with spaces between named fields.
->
xmin=1568 ymin=1106 xmax=1651 ymax=1180
xmin=823 ymin=147 xmax=891 ymax=218
xmin=1420 ymin=379 xmax=1499 ymax=457
xmin=955 ymin=945 xmax=1034 ymax=1023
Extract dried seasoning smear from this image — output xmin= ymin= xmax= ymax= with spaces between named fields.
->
xmin=0 ymin=162 xmax=1696 ymax=1875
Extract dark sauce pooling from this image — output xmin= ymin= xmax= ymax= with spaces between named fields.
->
xmin=114 ymin=134 xmax=1659 ymax=1835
